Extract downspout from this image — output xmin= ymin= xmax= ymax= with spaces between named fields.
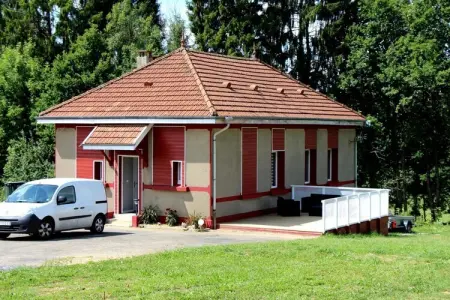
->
xmin=213 ymin=118 xmax=232 ymax=229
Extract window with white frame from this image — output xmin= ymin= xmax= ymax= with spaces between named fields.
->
xmin=172 ymin=161 xmax=182 ymax=186
xmin=271 ymin=152 xmax=277 ymax=188
xmin=327 ymin=149 xmax=332 ymax=181
xmin=93 ymin=161 xmax=104 ymax=181
xmin=305 ymin=149 xmax=310 ymax=184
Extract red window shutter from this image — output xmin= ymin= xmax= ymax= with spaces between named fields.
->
xmin=272 ymin=129 xmax=285 ymax=151
xmin=76 ymin=126 xmax=104 ymax=179
xmin=242 ymin=128 xmax=257 ymax=195
xmin=153 ymin=127 xmax=185 ymax=186
xmin=332 ymin=148 xmax=338 ymax=182
xmin=310 ymin=149 xmax=317 ymax=185
xmin=277 ymin=151 xmax=285 ymax=189
xmin=328 ymin=128 xmax=338 ymax=149
xmin=305 ymin=129 xmax=317 ymax=149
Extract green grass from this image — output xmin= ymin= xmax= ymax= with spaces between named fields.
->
xmin=2 ymin=226 xmax=450 ymax=299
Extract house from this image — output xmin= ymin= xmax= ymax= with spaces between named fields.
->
xmin=37 ymin=46 xmax=365 ymax=228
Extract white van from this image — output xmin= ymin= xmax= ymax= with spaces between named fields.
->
xmin=0 ymin=178 xmax=107 ymax=240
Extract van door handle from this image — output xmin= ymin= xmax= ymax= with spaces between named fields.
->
xmin=80 ymin=207 xmax=85 ymax=210
xmin=74 ymin=207 xmax=79 ymax=210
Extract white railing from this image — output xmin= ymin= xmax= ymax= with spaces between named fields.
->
xmin=291 ymin=185 xmax=390 ymax=233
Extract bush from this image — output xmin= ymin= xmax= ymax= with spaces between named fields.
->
xmin=3 ymin=137 xmax=54 ymax=182
xmin=187 ymin=211 xmax=204 ymax=229
xmin=139 ymin=205 xmax=160 ymax=224
xmin=165 ymin=208 xmax=178 ymax=226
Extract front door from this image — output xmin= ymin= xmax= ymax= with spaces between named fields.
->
xmin=121 ymin=156 xmax=139 ymax=213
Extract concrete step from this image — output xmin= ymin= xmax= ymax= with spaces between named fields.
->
xmin=107 ymin=213 xmax=135 ymax=228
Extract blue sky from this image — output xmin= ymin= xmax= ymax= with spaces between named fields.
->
xmin=159 ymin=0 xmax=188 ymax=21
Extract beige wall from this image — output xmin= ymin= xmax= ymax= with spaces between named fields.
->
xmin=257 ymin=129 xmax=271 ymax=192
xmin=55 ymin=127 xmax=76 ymax=177
xmin=142 ymin=190 xmax=210 ymax=217
xmin=106 ymin=187 xmax=114 ymax=212
xmin=338 ymin=129 xmax=356 ymax=182
xmin=285 ymin=129 xmax=305 ymax=188
xmin=186 ymin=129 xmax=210 ymax=187
xmin=316 ymin=129 xmax=328 ymax=185
xmin=105 ymin=153 xmax=115 ymax=183
xmin=216 ymin=193 xmax=289 ymax=218
xmin=215 ymin=128 xmax=241 ymax=198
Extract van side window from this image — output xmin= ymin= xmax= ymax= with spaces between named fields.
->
xmin=57 ymin=186 xmax=76 ymax=205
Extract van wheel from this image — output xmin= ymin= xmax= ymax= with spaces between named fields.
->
xmin=406 ymin=222 xmax=412 ymax=233
xmin=91 ymin=215 xmax=105 ymax=234
xmin=37 ymin=219 xmax=54 ymax=240
xmin=0 ymin=233 xmax=10 ymax=240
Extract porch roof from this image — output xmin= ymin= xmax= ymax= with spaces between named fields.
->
xmin=81 ymin=125 xmax=151 ymax=150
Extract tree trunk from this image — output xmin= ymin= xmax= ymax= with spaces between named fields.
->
xmin=425 ymin=161 xmax=434 ymax=222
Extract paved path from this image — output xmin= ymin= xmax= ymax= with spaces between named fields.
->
xmin=0 ymin=227 xmax=305 ymax=269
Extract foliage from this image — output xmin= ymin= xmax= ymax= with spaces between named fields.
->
xmin=165 ymin=208 xmax=179 ymax=227
xmin=0 ymin=186 xmax=4 ymax=202
xmin=2 ymin=222 xmax=450 ymax=298
xmin=166 ymin=12 xmax=189 ymax=52
xmin=0 ymin=44 xmax=44 ymax=173
xmin=3 ymin=136 xmax=54 ymax=183
xmin=105 ymin=0 xmax=164 ymax=74
xmin=186 ymin=211 xmax=204 ymax=229
xmin=0 ymin=0 xmax=164 ymax=184
xmin=339 ymin=0 xmax=450 ymax=221
xmin=139 ymin=205 xmax=160 ymax=224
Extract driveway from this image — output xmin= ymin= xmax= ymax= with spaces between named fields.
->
xmin=0 ymin=227 xmax=303 ymax=269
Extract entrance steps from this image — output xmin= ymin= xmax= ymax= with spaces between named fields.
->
xmin=107 ymin=213 xmax=135 ymax=228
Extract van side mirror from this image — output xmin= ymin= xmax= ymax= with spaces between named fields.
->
xmin=57 ymin=195 xmax=67 ymax=204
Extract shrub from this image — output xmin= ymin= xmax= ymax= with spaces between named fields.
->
xmin=187 ymin=211 xmax=204 ymax=229
xmin=139 ymin=205 xmax=160 ymax=224
xmin=165 ymin=208 xmax=178 ymax=226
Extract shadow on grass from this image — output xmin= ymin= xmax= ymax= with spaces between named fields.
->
xmin=5 ymin=230 xmax=133 ymax=242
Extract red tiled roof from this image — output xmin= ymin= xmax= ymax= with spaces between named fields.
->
xmin=82 ymin=125 xmax=149 ymax=150
xmin=39 ymin=48 xmax=364 ymax=122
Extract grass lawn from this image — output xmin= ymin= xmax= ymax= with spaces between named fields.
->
xmin=2 ymin=224 xmax=450 ymax=299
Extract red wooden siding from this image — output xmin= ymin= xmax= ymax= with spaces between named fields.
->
xmin=305 ymin=129 xmax=317 ymax=149
xmin=272 ymin=128 xmax=285 ymax=151
xmin=242 ymin=128 xmax=257 ymax=195
xmin=76 ymin=126 xmax=104 ymax=179
xmin=328 ymin=128 xmax=338 ymax=149
xmin=153 ymin=127 xmax=185 ymax=186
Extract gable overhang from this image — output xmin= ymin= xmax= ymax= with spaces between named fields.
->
xmin=37 ymin=116 xmax=365 ymax=127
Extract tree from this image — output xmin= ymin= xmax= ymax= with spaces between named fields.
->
xmin=0 ymin=44 xmax=44 ymax=174
xmin=187 ymin=0 xmax=259 ymax=56
xmin=105 ymin=0 xmax=164 ymax=74
xmin=166 ymin=12 xmax=188 ymax=52
xmin=3 ymin=137 xmax=54 ymax=183
xmin=340 ymin=0 xmax=450 ymax=221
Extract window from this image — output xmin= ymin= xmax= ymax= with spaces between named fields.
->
xmin=93 ymin=161 xmax=104 ymax=181
xmin=271 ymin=152 xmax=277 ymax=188
xmin=305 ymin=149 xmax=310 ymax=184
xmin=57 ymin=186 xmax=76 ymax=205
xmin=327 ymin=149 xmax=332 ymax=181
xmin=172 ymin=161 xmax=182 ymax=186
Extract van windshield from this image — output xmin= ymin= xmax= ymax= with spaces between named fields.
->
xmin=6 ymin=184 xmax=58 ymax=204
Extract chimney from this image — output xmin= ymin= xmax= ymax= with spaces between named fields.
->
xmin=136 ymin=50 xmax=152 ymax=68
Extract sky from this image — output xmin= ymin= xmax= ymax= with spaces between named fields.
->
xmin=159 ymin=0 xmax=188 ymax=21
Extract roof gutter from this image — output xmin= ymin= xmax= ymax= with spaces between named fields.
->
xmin=37 ymin=116 xmax=365 ymax=127
xmin=212 ymin=117 xmax=233 ymax=229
